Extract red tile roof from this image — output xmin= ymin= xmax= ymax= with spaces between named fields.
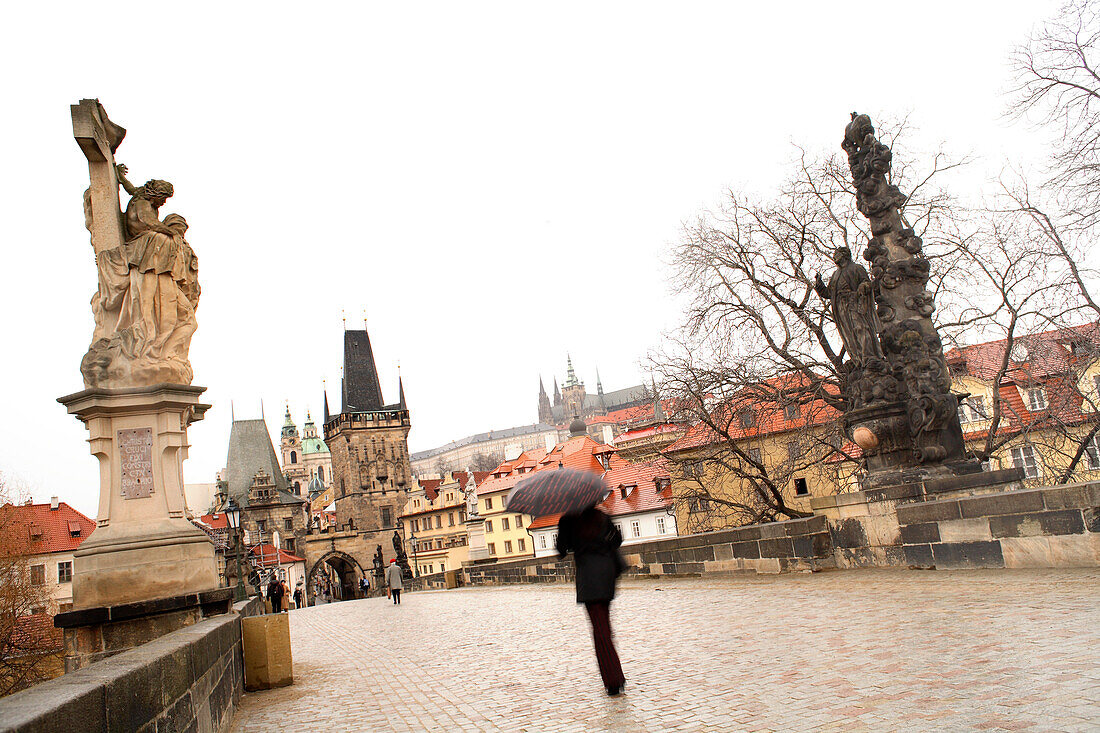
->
xmin=667 ymin=373 xmax=841 ymax=453
xmin=249 ymin=543 xmax=305 ymax=566
xmin=528 ymin=459 xmax=672 ymax=529
xmin=12 ymin=612 xmax=62 ymax=652
xmin=0 ymin=502 xmax=96 ymax=556
xmin=418 ymin=478 xmax=443 ymax=501
xmin=198 ymin=512 xmax=228 ymax=529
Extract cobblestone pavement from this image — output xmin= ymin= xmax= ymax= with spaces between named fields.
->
xmin=232 ymin=569 xmax=1099 ymax=732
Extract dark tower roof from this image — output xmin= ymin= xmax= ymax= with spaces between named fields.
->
xmin=341 ymin=329 xmax=385 ymax=413
xmin=225 ymin=419 xmax=290 ymax=501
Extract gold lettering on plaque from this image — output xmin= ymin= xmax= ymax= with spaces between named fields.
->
xmin=118 ymin=428 xmax=154 ymax=499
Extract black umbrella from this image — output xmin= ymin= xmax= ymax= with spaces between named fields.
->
xmin=505 ymin=469 xmax=608 ymax=517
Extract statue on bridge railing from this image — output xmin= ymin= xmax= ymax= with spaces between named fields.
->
xmin=392 ymin=530 xmax=413 ymax=578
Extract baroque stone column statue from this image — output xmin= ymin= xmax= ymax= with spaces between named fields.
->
xmin=819 ymin=112 xmax=972 ymax=486
xmin=56 ymin=102 xmax=220 ymax=667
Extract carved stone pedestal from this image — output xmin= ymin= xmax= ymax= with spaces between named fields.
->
xmin=58 ymin=384 xmax=218 ymax=609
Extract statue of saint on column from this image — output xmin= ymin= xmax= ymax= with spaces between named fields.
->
xmin=814 ymin=246 xmax=883 ymax=365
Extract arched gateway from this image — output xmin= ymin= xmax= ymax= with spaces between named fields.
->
xmin=308 ymin=550 xmax=364 ymax=603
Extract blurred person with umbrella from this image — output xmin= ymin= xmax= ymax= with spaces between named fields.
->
xmin=507 ymin=469 xmax=627 ymax=696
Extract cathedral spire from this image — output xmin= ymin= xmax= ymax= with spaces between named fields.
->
xmin=553 ymin=376 xmax=562 ymax=406
xmin=596 ymin=367 xmax=604 ymax=396
xmin=652 ymin=376 xmax=666 ymax=421
xmin=322 ymin=380 xmax=330 ymax=422
xmin=563 ymin=354 xmax=582 ymax=388
xmin=538 ymin=375 xmax=553 ymax=424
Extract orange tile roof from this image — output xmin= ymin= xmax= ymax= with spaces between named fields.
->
xmin=418 ymin=478 xmax=443 ymax=501
xmin=249 ymin=543 xmax=305 ymax=566
xmin=0 ymin=501 xmax=96 ymax=556
xmin=667 ymin=373 xmax=841 ymax=453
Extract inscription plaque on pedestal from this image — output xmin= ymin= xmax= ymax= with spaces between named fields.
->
xmin=119 ymin=428 xmax=154 ymax=499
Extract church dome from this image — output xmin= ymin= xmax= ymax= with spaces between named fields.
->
xmin=306 ymin=475 xmax=325 ymax=497
xmin=569 ymin=415 xmax=587 ymax=437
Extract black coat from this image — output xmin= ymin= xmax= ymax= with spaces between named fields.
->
xmin=556 ymin=508 xmax=624 ymax=604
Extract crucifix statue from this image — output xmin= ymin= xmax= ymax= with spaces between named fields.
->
xmin=72 ymin=99 xmax=200 ymax=389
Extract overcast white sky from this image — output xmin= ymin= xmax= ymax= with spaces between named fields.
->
xmin=0 ymin=1 xmax=1061 ymax=518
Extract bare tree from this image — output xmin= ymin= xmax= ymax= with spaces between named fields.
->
xmin=652 ymin=124 xmax=967 ymax=526
xmin=1009 ymin=0 xmax=1100 ymax=231
xmin=468 ymin=451 xmax=504 ymax=473
xmin=0 ymin=473 xmax=62 ymax=696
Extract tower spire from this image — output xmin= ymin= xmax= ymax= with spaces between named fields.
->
xmin=596 ymin=367 xmax=604 ymax=396
xmin=398 ymin=368 xmax=406 ymax=409
xmin=322 ymin=379 xmax=330 ymax=422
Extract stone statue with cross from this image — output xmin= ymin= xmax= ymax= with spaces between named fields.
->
xmin=72 ymin=99 xmax=199 ymax=389
xmin=58 ymin=101 xmax=217 ymax=632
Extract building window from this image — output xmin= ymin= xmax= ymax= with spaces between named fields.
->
xmin=1086 ymin=435 xmax=1100 ymax=471
xmin=794 ymin=477 xmax=809 ymax=496
xmin=502 ymin=518 xmax=510 ymax=531
xmin=787 ymin=441 xmax=802 ymax=464
xmin=381 ymin=506 xmax=392 ymax=527
xmin=434 ymin=516 xmax=442 ymax=529
xmin=505 ymin=540 xmax=513 ymax=553
xmin=968 ymin=396 xmax=988 ymax=420
xmin=58 ymin=561 xmax=72 ymax=583
xmin=747 ymin=447 xmax=762 ymax=466
xmin=784 ymin=403 xmax=800 ymax=421
xmin=515 ymin=516 xmax=523 ymax=528
xmin=614 ymin=522 xmax=623 ymax=536
xmin=656 ymin=517 xmax=666 ymax=534
xmin=737 ymin=409 xmax=755 ymax=428
xmin=1026 ymin=388 xmax=1048 ymax=411
xmin=518 ymin=538 xmax=526 ymax=552
xmin=318 ymin=466 xmax=324 ymax=481
xmin=1011 ymin=445 xmax=1040 ymax=479
xmin=485 ymin=497 xmax=493 ymax=510
xmin=539 ymin=534 xmax=547 ymax=549
xmin=448 ymin=512 xmax=455 ymax=527
xmin=631 ymin=521 xmax=640 ymax=538
xmin=284 ymin=538 xmax=295 ymax=552
xmin=284 ymin=518 xmax=293 ymax=530
xmin=30 ymin=564 xmax=45 ymax=586
xmin=256 ymin=520 xmax=266 ymax=532
xmin=551 ymin=532 xmax=557 ymax=546
xmin=488 ymin=543 xmax=496 ymax=555
xmin=486 ymin=520 xmax=493 ymax=533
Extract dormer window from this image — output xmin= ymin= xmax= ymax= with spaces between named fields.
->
xmin=1027 ymin=388 xmax=1048 ymax=411
xmin=68 ymin=521 xmax=82 ymax=538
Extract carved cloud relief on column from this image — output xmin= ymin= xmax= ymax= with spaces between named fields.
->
xmin=818 ymin=113 xmax=965 ymax=467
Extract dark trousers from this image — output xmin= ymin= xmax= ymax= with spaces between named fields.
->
xmin=584 ymin=602 xmax=624 ymax=689
xmin=391 ymin=589 xmax=401 ymax=604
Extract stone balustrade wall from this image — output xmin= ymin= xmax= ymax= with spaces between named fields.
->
xmin=0 ymin=596 xmax=263 ymax=733
xmin=462 ymin=515 xmax=835 ymax=586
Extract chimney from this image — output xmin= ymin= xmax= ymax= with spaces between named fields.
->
xmin=50 ymin=497 xmax=60 ymax=511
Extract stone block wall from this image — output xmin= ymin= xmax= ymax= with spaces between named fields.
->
xmin=896 ymin=482 xmax=1100 ymax=570
xmin=462 ymin=516 xmax=835 ymax=586
xmin=0 ymin=596 xmax=262 ymax=733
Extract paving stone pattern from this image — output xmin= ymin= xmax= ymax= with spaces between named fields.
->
xmin=232 ymin=569 xmax=1099 ymax=732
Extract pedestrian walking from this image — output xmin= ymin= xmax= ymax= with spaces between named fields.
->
xmin=386 ymin=558 xmax=404 ymax=605
xmin=293 ymin=585 xmax=304 ymax=610
xmin=556 ymin=506 xmax=627 ymax=696
xmin=280 ymin=579 xmax=291 ymax=612
xmin=266 ymin=577 xmax=285 ymax=614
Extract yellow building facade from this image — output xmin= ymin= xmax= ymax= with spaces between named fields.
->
xmin=399 ymin=472 xmax=475 ymax=575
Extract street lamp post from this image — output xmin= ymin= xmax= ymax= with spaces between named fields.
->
xmin=225 ymin=498 xmax=246 ymax=602
xmin=410 ymin=533 xmax=419 ymax=577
